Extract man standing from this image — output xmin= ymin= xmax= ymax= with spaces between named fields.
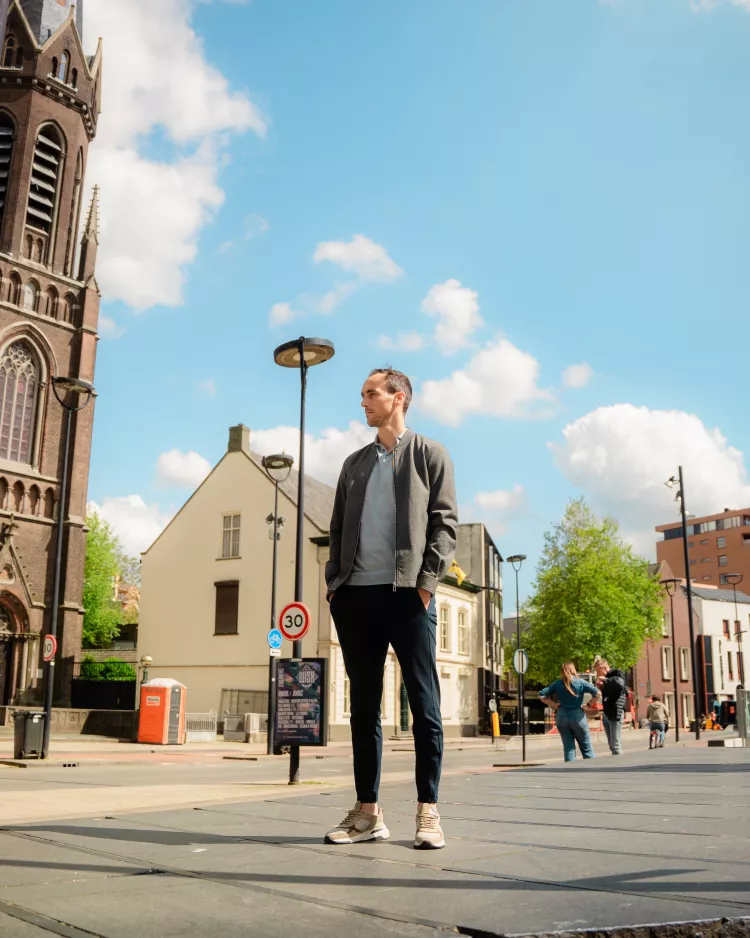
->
xmin=600 ymin=665 xmax=628 ymax=755
xmin=325 ymin=367 xmax=458 ymax=850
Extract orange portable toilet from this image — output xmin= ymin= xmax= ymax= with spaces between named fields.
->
xmin=138 ymin=679 xmax=187 ymax=745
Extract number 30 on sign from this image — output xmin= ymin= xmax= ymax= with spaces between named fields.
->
xmin=278 ymin=601 xmax=311 ymax=642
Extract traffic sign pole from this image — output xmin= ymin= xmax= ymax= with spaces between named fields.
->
xmin=513 ymin=649 xmax=529 ymax=763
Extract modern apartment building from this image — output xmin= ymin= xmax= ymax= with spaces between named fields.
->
xmin=656 ymin=508 xmax=750 ymax=588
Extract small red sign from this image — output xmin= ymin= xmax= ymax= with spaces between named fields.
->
xmin=42 ymin=635 xmax=57 ymax=662
xmin=278 ymin=601 xmax=311 ymax=642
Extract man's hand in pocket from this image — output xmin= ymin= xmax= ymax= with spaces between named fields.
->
xmin=418 ymin=587 xmax=431 ymax=609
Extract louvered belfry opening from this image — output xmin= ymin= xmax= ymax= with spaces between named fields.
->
xmin=0 ymin=114 xmax=14 ymax=232
xmin=25 ymin=125 xmax=64 ymax=264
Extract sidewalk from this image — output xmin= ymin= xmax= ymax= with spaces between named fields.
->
xmin=0 ymin=741 xmax=748 ymax=936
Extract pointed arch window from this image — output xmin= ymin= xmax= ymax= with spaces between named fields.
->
xmin=2 ymin=37 xmax=15 ymax=69
xmin=22 ymin=280 xmax=39 ymax=312
xmin=0 ymin=113 xmax=14 ymax=233
xmin=57 ymin=52 xmax=69 ymax=84
xmin=0 ymin=341 xmax=40 ymax=465
xmin=7 ymin=272 xmax=21 ymax=306
xmin=26 ymin=125 xmax=64 ymax=262
xmin=65 ymin=150 xmax=84 ymax=277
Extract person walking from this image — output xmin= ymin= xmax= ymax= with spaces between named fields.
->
xmin=600 ymin=667 xmax=628 ymax=755
xmin=539 ymin=663 xmax=602 ymax=762
xmin=325 ymin=367 xmax=458 ymax=850
xmin=647 ymin=695 xmax=670 ymax=748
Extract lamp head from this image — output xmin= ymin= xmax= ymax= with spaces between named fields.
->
xmin=140 ymin=654 xmax=152 ymax=668
xmin=724 ymin=573 xmax=744 ymax=586
xmin=273 ymin=337 xmax=335 ymax=368
xmin=507 ymin=554 xmax=526 ymax=565
xmin=262 ymin=452 xmax=294 ymax=484
xmin=54 ymin=375 xmax=94 ymax=395
xmin=665 ymin=476 xmax=678 ymax=489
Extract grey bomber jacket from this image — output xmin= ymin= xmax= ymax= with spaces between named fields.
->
xmin=325 ymin=429 xmax=458 ymax=595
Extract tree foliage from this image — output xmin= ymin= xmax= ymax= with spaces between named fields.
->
xmin=525 ymin=498 xmax=663 ymax=684
xmin=82 ymin=510 xmax=136 ymax=648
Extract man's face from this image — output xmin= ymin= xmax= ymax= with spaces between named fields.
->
xmin=361 ymin=373 xmax=402 ymax=427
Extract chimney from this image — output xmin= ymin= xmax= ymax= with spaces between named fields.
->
xmin=228 ymin=424 xmax=250 ymax=455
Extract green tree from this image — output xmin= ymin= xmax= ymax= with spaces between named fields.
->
xmin=525 ymin=498 xmax=662 ymax=684
xmin=82 ymin=510 xmax=123 ymax=648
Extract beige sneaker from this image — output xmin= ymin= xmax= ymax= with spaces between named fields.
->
xmin=325 ymin=802 xmax=390 ymax=844
xmin=414 ymin=804 xmax=445 ymax=849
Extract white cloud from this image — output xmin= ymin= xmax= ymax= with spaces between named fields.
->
xmin=251 ymin=421 xmax=373 ymax=487
xmin=691 ymin=0 xmax=750 ymax=11
xmin=84 ymin=0 xmax=267 ymax=310
xmin=98 ymin=315 xmax=125 ymax=339
xmin=217 ymin=213 xmax=269 ymax=253
xmin=269 ymin=301 xmax=304 ymax=328
xmin=418 ymin=338 xmax=556 ymax=427
xmin=155 ymin=449 xmax=213 ymax=489
xmin=562 ymin=363 xmax=594 ymax=389
xmin=318 ymin=282 xmax=358 ymax=314
xmin=313 ymin=234 xmax=403 ymax=282
xmin=89 ymin=495 xmax=173 ymax=556
xmin=421 ymin=279 xmax=483 ymax=356
xmin=378 ymin=331 xmax=427 ymax=352
xmin=197 ymin=379 xmax=217 ymax=398
xmin=551 ymin=404 xmax=750 ymax=555
xmin=475 ymin=484 xmax=526 ymax=513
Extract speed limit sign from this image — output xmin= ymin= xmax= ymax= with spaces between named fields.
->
xmin=278 ymin=601 xmax=311 ymax=642
xmin=42 ymin=634 xmax=57 ymax=662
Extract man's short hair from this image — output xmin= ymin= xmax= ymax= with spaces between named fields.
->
xmin=369 ymin=367 xmax=413 ymax=413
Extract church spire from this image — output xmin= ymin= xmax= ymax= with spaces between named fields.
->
xmin=78 ymin=185 xmax=99 ymax=284
xmin=18 ymin=0 xmax=82 ymax=46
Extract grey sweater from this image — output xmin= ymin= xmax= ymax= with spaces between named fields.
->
xmin=325 ymin=429 xmax=458 ymax=595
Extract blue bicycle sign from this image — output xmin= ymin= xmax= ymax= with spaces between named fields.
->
xmin=267 ymin=628 xmax=283 ymax=650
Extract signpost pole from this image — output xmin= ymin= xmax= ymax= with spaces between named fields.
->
xmin=267 ymin=478 xmax=281 ymax=755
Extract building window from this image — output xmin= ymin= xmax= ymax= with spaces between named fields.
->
xmin=739 ymin=651 xmax=745 ymax=685
xmin=343 ymin=676 xmax=351 ymax=716
xmin=735 ymin=620 xmax=741 ymax=640
xmin=221 ymin=514 xmax=241 ymax=558
xmin=701 ymin=557 xmax=711 ymax=564
xmin=661 ymin=645 xmax=673 ymax=681
xmin=0 ymin=341 xmax=40 ymax=465
xmin=679 ymin=647 xmax=689 ymax=682
xmin=26 ymin=125 xmax=64 ymax=260
xmin=689 ymin=559 xmax=696 ymax=566
xmin=458 ymin=608 xmax=468 ymax=655
xmin=22 ymin=280 xmax=39 ymax=312
xmin=702 ymin=576 xmax=712 ymax=581
xmin=0 ymin=113 xmax=14 ymax=233
xmin=57 ymin=52 xmax=70 ymax=83
xmin=723 ymin=620 xmax=731 ymax=639
xmin=2 ymin=36 xmax=18 ymax=69
xmin=718 ymin=555 xmax=728 ymax=567
xmin=439 ymin=605 xmax=451 ymax=653
xmin=717 ymin=536 xmax=726 ymax=549
xmin=214 ymin=581 xmax=239 ymax=635
xmin=664 ymin=692 xmax=675 ymax=724
xmin=728 ymin=651 xmax=734 ymax=682
xmin=700 ymin=539 xmax=709 ymax=545
xmin=662 ymin=611 xmax=671 ymax=638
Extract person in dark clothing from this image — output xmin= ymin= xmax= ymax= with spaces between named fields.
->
xmin=600 ymin=668 xmax=627 ymax=755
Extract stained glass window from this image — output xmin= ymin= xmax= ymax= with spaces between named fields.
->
xmin=0 ymin=342 xmax=39 ymax=464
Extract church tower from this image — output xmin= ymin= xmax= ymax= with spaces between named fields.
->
xmin=0 ymin=0 xmax=102 ymax=708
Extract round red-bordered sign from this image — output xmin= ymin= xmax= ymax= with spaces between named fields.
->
xmin=42 ymin=634 xmax=57 ymax=662
xmin=278 ymin=601 xmax=311 ymax=642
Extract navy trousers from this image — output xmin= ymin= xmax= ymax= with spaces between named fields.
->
xmin=330 ymin=584 xmax=443 ymax=804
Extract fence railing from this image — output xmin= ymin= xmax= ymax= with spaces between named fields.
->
xmin=185 ymin=711 xmax=217 ymax=743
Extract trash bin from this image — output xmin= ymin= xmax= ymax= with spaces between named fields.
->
xmin=13 ymin=711 xmax=45 ymax=759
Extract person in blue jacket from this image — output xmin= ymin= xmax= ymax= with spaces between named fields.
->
xmin=539 ymin=662 xmax=602 ymax=762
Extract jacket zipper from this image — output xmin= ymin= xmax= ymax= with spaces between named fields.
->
xmin=392 ymin=445 xmax=398 ymax=592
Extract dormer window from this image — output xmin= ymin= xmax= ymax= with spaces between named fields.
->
xmin=2 ymin=37 xmax=16 ymax=69
xmin=57 ymin=52 xmax=69 ymax=83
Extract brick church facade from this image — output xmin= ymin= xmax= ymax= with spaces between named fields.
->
xmin=0 ymin=0 xmax=101 ymax=707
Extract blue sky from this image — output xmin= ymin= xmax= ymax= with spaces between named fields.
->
xmin=86 ymin=0 xmax=750 ymax=600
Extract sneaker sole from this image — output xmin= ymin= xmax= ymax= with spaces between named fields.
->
xmin=414 ymin=839 xmax=445 ymax=850
xmin=325 ymin=827 xmax=390 ymax=845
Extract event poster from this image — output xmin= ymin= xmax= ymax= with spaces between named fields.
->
xmin=274 ymin=658 xmax=327 ymax=747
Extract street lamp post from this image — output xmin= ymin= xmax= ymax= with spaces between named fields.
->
xmin=273 ymin=337 xmax=334 ymax=784
xmin=262 ymin=453 xmax=294 ymax=756
xmin=724 ymin=573 xmax=745 ymax=685
xmin=140 ymin=654 xmax=152 ymax=686
xmin=660 ymin=578 xmax=681 ymax=742
xmin=507 ymin=555 xmax=526 ymax=761
xmin=41 ymin=376 xmax=94 ymax=760
xmin=665 ymin=467 xmax=700 ymax=740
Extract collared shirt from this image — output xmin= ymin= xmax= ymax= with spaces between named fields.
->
xmin=347 ymin=431 xmax=405 ymax=586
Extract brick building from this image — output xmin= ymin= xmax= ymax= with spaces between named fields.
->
xmin=656 ymin=507 xmax=750 ymax=589
xmin=0 ymin=1 xmax=101 ymax=708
